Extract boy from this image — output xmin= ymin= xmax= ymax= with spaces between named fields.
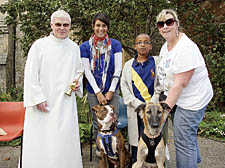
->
xmin=120 ymin=34 xmax=159 ymax=163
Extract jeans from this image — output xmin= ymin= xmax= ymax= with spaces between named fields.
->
xmin=173 ymin=105 xmax=207 ymax=168
xmin=87 ymin=90 xmax=120 ymax=141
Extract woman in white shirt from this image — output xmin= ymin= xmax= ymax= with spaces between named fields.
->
xmin=154 ymin=9 xmax=213 ymax=168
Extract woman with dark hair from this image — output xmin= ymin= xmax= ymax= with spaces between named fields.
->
xmin=80 ymin=13 xmax=122 ymax=156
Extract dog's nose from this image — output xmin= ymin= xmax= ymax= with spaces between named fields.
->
xmin=151 ymin=122 xmax=159 ymax=128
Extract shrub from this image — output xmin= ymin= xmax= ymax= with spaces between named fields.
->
xmin=199 ymin=111 xmax=225 ymax=142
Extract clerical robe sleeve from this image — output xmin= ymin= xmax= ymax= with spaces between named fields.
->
xmin=74 ymin=45 xmax=84 ymax=98
xmin=24 ymin=40 xmax=46 ymax=107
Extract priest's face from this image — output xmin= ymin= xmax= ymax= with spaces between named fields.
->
xmin=51 ymin=17 xmax=71 ymax=39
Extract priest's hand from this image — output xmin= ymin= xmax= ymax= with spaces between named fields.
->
xmin=71 ymin=80 xmax=80 ymax=91
xmin=105 ymin=91 xmax=114 ymax=101
xmin=96 ymin=92 xmax=107 ymax=105
xmin=36 ymin=101 xmax=49 ymax=112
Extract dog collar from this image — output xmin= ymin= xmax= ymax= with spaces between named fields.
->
xmin=100 ymin=129 xmax=113 ymax=134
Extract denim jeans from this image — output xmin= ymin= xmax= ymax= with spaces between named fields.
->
xmin=173 ymin=105 xmax=207 ymax=168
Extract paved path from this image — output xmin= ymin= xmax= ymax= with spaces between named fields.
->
xmin=1 ymin=120 xmax=225 ymax=168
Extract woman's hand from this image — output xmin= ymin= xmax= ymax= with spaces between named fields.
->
xmin=96 ymin=92 xmax=107 ymax=105
xmin=105 ymin=91 xmax=114 ymax=101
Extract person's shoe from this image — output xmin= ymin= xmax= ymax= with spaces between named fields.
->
xmin=96 ymin=148 xmax=101 ymax=157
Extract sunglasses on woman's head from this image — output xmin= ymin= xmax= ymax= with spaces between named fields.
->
xmin=157 ymin=18 xmax=176 ymax=29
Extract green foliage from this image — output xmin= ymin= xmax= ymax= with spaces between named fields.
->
xmin=79 ymin=123 xmax=92 ymax=144
xmin=0 ymin=137 xmax=22 ymax=147
xmin=76 ymin=93 xmax=93 ymax=144
xmin=177 ymin=1 xmax=225 ymax=112
xmin=0 ymin=87 xmax=23 ymax=102
xmin=69 ymin=0 xmax=173 ymax=55
xmin=199 ymin=111 xmax=225 ymax=142
xmin=0 ymin=0 xmax=174 ymax=56
xmin=76 ymin=93 xmax=91 ymax=123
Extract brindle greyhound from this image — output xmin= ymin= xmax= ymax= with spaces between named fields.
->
xmin=132 ymin=102 xmax=171 ymax=168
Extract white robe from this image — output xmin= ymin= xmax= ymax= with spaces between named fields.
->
xmin=22 ymin=34 xmax=84 ymax=168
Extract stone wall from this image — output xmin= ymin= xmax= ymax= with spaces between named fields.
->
xmin=0 ymin=0 xmax=25 ymax=91
xmin=0 ymin=0 xmax=8 ymax=91
xmin=15 ymin=24 xmax=26 ymax=89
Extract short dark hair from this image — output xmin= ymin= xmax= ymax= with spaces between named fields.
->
xmin=92 ymin=13 xmax=110 ymax=29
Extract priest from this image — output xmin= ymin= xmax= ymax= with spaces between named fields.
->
xmin=22 ymin=10 xmax=84 ymax=168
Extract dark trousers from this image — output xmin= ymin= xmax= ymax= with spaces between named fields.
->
xmin=131 ymin=113 xmax=144 ymax=163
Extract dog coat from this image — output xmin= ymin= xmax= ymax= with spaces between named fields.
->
xmin=142 ymin=132 xmax=162 ymax=163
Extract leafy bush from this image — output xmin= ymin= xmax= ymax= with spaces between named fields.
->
xmin=76 ymin=93 xmax=93 ymax=144
xmin=79 ymin=123 xmax=92 ymax=144
xmin=0 ymin=87 xmax=23 ymax=102
xmin=178 ymin=1 xmax=225 ymax=112
xmin=199 ymin=111 xmax=225 ymax=142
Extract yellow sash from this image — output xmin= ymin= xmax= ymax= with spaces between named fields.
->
xmin=131 ymin=67 xmax=151 ymax=103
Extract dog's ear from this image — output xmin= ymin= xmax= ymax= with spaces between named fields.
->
xmin=160 ymin=102 xmax=171 ymax=113
xmin=135 ymin=104 xmax=146 ymax=119
xmin=92 ymin=105 xmax=101 ymax=113
xmin=135 ymin=103 xmax=146 ymax=113
xmin=109 ymin=105 xmax=115 ymax=111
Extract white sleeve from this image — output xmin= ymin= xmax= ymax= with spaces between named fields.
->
xmin=81 ymin=57 xmax=101 ymax=94
xmin=74 ymin=46 xmax=84 ymax=98
xmin=120 ymin=60 xmax=143 ymax=108
xmin=109 ymin=52 xmax=122 ymax=92
xmin=24 ymin=40 xmax=46 ymax=107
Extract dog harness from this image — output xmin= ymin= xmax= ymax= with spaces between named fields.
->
xmin=142 ymin=132 xmax=162 ymax=163
xmin=97 ymin=128 xmax=119 ymax=159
